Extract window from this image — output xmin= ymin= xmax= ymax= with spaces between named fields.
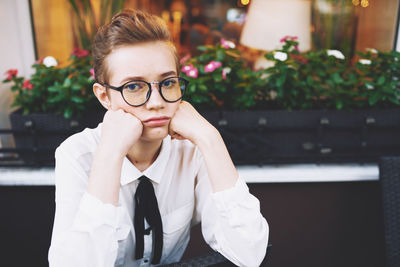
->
xmin=31 ymin=0 xmax=399 ymax=63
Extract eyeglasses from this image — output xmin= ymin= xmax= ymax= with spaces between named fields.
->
xmin=102 ymin=76 xmax=188 ymax=107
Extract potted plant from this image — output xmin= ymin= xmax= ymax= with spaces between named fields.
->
xmin=3 ymin=49 xmax=104 ymax=165
xmin=181 ymin=37 xmax=400 ymax=164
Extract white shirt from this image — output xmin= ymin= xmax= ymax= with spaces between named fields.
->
xmin=48 ymin=123 xmax=269 ymax=267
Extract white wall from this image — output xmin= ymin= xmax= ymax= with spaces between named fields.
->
xmin=396 ymin=24 xmax=400 ymax=51
xmin=0 ymin=0 xmax=35 ymax=146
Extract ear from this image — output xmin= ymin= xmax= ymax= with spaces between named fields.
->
xmin=93 ymin=83 xmax=111 ymax=110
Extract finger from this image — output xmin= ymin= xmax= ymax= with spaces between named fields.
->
xmin=168 ymin=124 xmax=176 ymax=136
xmin=174 ymin=133 xmax=186 ymax=140
xmin=109 ymin=103 xmax=118 ymax=111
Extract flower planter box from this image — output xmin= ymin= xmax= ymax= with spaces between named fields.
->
xmin=200 ymin=109 xmax=400 ymax=164
xmin=9 ymin=110 xmax=105 ymax=165
xmin=9 ymin=109 xmax=400 ymax=166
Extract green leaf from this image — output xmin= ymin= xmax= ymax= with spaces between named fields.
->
xmin=336 ymin=99 xmax=343 ymax=110
xmin=306 ymin=75 xmax=313 ymax=86
xmin=48 ymin=86 xmax=59 ymax=92
xmin=72 ymin=84 xmax=82 ymax=91
xmin=64 ymin=108 xmax=73 ymax=119
xmin=63 ymin=78 xmax=72 ymax=88
xmin=369 ymin=91 xmax=381 ymax=106
xmin=389 ymin=97 xmax=400 ymax=105
xmin=71 ymin=96 xmax=84 ymax=103
xmin=198 ymin=54 xmax=209 ymax=62
xmin=188 ymin=83 xmax=196 ymax=93
xmin=276 ymin=75 xmax=286 ymax=87
xmin=197 ymin=46 xmax=209 ymax=51
xmin=198 ymin=84 xmax=207 ymax=92
xmin=377 ymin=76 xmax=386 ymax=86
xmin=216 ymin=49 xmax=225 ymax=61
xmin=317 ymin=69 xmax=326 ymax=77
xmin=382 ymin=86 xmax=393 ymax=94
xmin=332 ymin=73 xmax=344 ymax=84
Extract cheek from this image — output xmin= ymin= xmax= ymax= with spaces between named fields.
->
xmin=109 ymin=90 xmax=134 ymax=111
xmin=169 ymin=102 xmax=180 ymax=115
xmin=109 ymin=90 xmax=123 ymax=106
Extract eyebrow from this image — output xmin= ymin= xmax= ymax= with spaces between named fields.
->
xmin=119 ymin=71 xmax=177 ymax=85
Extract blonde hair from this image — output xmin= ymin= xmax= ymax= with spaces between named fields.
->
xmin=93 ymin=9 xmax=178 ymax=84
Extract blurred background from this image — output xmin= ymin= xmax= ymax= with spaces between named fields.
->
xmin=1 ymin=0 xmax=400 ymax=143
xmin=1 ymin=1 xmax=400 ymax=267
xmin=30 ymin=0 xmax=400 ymax=64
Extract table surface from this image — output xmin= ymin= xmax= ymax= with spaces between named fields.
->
xmin=0 ymin=163 xmax=379 ymax=186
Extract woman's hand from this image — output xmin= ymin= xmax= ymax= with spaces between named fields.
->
xmin=100 ymin=109 xmax=143 ymax=156
xmin=169 ymin=101 xmax=217 ymax=145
xmin=88 ymin=109 xmax=142 ymax=205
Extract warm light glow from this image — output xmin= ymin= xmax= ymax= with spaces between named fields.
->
xmin=241 ymin=0 xmax=250 ymax=6
xmin=161 ymin=10 xmax=170 ymax=23
xmin=353 ymin=0 xmax=369 ymax=8
xmin=361 ymin=0 xmax=369 ymax=7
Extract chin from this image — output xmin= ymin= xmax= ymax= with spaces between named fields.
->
xmin=141 ymin=126 xmax=169 ymax=141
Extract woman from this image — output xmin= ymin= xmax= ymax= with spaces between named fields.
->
xmin=48 ymin=9 xmax=268 ymax=267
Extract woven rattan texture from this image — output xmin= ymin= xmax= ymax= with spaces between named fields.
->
xmin=160 ymin=251 xmax=234 ymax=267
xmin=380 ymin=157 xmax=400 ymax=267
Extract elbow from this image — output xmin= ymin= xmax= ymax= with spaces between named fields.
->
xmin=250 ymin=220 xmax=270 ymax=266
xmin=231 ymin=219 xmax=270 ymax=267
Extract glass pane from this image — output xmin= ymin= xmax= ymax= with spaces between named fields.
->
xmin=31 ymin=0 xmax=399 ymax=63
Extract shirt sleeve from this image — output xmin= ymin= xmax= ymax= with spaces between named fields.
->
xmin=193 ymin=152 xmax=269 ymax=267
xmin=48 ymin=146 xmax=130 ymax=267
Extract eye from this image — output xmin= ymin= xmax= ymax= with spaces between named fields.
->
xmin=125 ymin=82 xmax=145 ymax=91
xmin=162 ymin=78 xmax=177 ymax=88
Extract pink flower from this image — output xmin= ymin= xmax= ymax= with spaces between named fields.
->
xmin=280 ymin=35 xmax=298 ymax=43
xmin=22 ymin=79 xmax=34 ymax=90
xmin=181 ymin=64 xmax=194 ymax=73
xmin=204 ymin=61 xmax=222 ymax=73
xmin=221 ymin=38 xmax=236 ymax=49
xmin=186 ymin=68 xmax=198 ymax=78
xmin=72 ymin=47 xmax=89 ymax=58
xmin=5 ymin=69 xmax=18 ymax=80
xmin=90 ymin=68 xmax=95 ymax=79
xmin=222 ymin=67 xmax=231 ymax=80
xmin=181 ymin=64 xmax=199 ymax=78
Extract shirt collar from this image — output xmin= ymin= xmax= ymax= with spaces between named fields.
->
xmin=120 ymin=135 xmax=171 ymax=186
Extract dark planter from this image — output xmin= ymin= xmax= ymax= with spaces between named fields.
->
xmin=9 ymin=109 xmax=400 ymax=166
xmin=200 ymin=109 xmax=400 ymax=165
xmin=9 ymin=110 xmax=105 ymax=165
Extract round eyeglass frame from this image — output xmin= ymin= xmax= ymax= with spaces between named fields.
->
xmin=101 ymin=76 xmax=188 ymax=107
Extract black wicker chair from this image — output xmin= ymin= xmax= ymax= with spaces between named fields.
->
xmin=379 ymin=157 xmax=400 ymax=267
xmin=161 ymin=243 xmax=272 ymax=267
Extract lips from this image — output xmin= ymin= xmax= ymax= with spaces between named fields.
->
xmin=143 ymin=116 xmax=171 ymax=127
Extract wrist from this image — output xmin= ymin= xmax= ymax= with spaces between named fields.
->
xmin=97 ymin=141 xmax=127 ymax=160
xmin=89 ymin=143 xmax=124 ymax=206
xmin=193 ymin=125 xmax=221 ymax=148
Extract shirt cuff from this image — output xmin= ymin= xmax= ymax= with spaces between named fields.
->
xmin=211 ymin=177 xmax=250 ymax=214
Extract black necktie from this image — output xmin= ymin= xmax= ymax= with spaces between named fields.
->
xmin=134 ymin=176 xmax=163 ymax=264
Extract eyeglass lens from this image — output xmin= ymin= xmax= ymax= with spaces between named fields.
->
xmin=122 ymin=77 xmax=185 ymax=106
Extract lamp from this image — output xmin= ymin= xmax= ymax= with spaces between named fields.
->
xmin=240 ymin=0 xmax=312 ymax=52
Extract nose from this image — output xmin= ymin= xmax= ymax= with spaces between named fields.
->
xmin=145 ymin=83 xmax=164 ymax=110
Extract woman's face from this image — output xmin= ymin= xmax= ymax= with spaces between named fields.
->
xmin=105 ymin=41 xmax=180 ymax=142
